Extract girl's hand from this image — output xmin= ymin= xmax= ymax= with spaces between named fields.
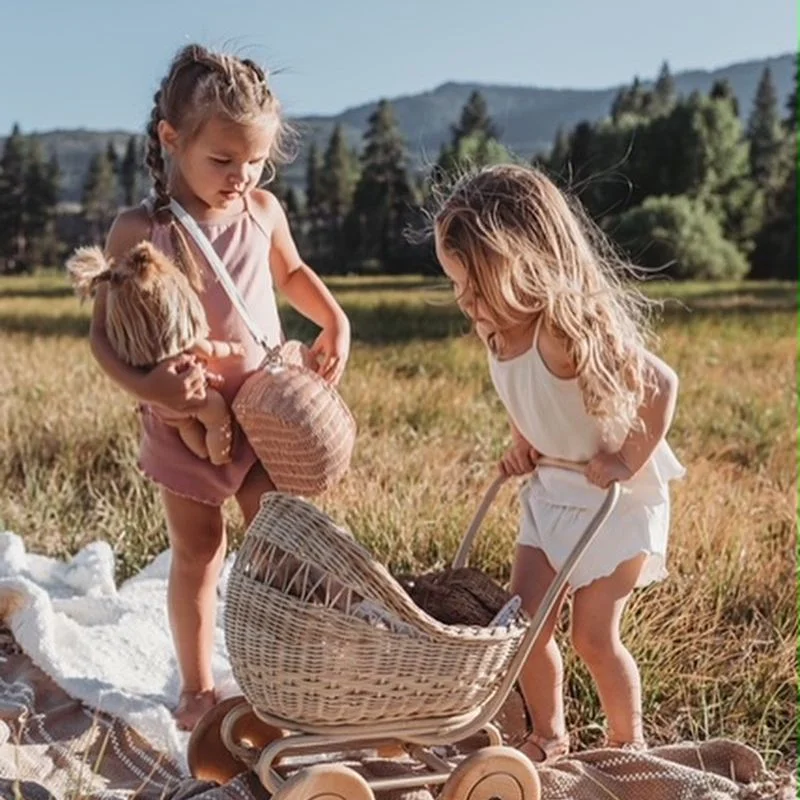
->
xmin=310 ymin=316 xmax=351 ymax=386
xmin=585 ymin=451 xmax=632 ymax=488
xmin=499 ymin=440 xmax=540 ymax=477
xmin=140 ymin=354 xmax=213 ymax=412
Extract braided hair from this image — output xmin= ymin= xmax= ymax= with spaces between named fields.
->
xmin=145 ymin=44 xmax=292 ymax=291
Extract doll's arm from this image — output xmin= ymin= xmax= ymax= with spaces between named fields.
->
xmin=189 ymin=339 xmax=246 ymax=360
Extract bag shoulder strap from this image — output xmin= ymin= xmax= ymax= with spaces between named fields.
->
xmin=169 ymin=198 xmax=269 ymax=349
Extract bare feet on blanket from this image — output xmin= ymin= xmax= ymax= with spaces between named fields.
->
xmin=175 ymin=689 xmax=217 ymax=731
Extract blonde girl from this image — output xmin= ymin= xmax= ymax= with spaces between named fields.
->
xmin=433 ymin=164 xmax=684 ymax=761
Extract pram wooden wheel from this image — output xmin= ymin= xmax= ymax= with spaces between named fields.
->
xmin=187 ymin=696 xmax=282 ymax=783
xmin=439 ymin=746 xmax=541 ymax=800
xmin=268 ymin=764 xmax=375 ymax=800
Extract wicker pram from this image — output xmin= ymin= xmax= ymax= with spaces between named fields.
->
xmin=224 ymin=492 xmax=527 ymax=729
xmin=197 ymin=460 xmax=621 ymax=799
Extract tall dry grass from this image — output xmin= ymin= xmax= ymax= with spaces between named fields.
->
xmin=0 ymin=274 xmax=795 ymax=766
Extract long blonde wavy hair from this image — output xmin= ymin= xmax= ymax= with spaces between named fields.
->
xmin=433 ymin=164 xmax=656 ymax=435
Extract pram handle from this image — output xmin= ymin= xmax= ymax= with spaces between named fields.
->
xmin=452 ymin=456 xmax=592 ymax=570
xmin=441 ymin=470 xmax=620 ymax=746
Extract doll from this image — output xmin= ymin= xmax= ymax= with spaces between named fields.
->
xmin=67 ymin=241 xmax=244 ymax=465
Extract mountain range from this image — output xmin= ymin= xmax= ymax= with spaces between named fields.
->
xmin=4 ymin=52 xmax=794 ymax=203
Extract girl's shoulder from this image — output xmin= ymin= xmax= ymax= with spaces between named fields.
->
xmin=247 ymin=188 xmax=283 ymax=233
xmin=105 ymin=205 xmax=153 ymax=260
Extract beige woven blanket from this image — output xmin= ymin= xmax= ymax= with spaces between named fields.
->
xmin=0 ymin=629 xmax=793 ymax=800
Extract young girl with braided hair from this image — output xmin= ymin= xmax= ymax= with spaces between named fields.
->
xmin=89 ymin=43 xmax=351 ymax=730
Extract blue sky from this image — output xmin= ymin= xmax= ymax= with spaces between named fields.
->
xmin=2 ymin=0 xmax=795 ymax=133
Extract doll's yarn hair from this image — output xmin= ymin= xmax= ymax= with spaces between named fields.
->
xmin=67 ymin=241 xmax=209 ymax=368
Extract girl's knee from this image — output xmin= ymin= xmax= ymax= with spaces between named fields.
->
xmin=169 ymin=516 xmax=225 ymax=565
xmin=570 ymin=621 xmax=618 ymax=663
xmin=529 ymin=630 xmax=560 ymax=659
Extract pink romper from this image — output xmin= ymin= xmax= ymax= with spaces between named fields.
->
xmin=138 ymin=198 xmax=283 ymax=505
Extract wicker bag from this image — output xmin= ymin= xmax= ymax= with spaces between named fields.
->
xmin=170 ymin=200 xmax=356 ymax=496
xmin=232 ymin=341 xmax=356 ymax=496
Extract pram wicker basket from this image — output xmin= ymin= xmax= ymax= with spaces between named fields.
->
xmin=231 ymin=341 xmax=356 ymax=498
xmin=224 ymin=492 xmax=528 ymax=730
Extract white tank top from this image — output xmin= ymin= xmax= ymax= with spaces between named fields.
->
xmin=489 ymin=319 xmax=685 ymax=507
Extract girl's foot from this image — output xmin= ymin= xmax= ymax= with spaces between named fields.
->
xmin=520 ymin=732 xmax=570 ymax=765
xmin=175 ymin=688 xmax=218 ymax=731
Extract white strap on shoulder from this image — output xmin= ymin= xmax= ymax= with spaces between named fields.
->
xmin=169 ymin=198 xmax=268 ymax=349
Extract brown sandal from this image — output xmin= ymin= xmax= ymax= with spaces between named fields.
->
xmin=605 ymin=738 xmax=648 ymax=751
xmin=520 ymin=732 xmax=570 ymax=765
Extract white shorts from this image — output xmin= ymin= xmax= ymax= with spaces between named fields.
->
xmin=518 ymin=478 xmax=670 ymax=590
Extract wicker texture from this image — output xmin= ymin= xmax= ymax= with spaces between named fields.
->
xmin=224 ymin=493 xmax=528 ymax=729
xmin=231 ymin=341 xmax=356 ymax=497
xmin=400 ymin=567 xmax=533 ymax=746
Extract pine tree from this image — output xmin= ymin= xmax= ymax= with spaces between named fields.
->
xmin=568 ymin=122 xmax=595 ymax=171
xmin=349 ymin=100 xmax=415 ymax=269
xmin=303 ymin=140 xmax=325 ymax=258
xmin=751 ymin=155 xmax=796 ymax=278
xmin=610 ymin=87 xmax=627 ymax=122
xmin=547 ymin=127 xmax=571 ymax=173
xmin=438 ymin=91 xmax=507 ymax=176
xmin=710 ymin=79 xmax=740 ymax=116
xmin=450 ymin=90 xmax=498 ymax=143
xmin=120 ymin=135 xmax=139 ymax=206
xmin=611 ymin=77 xmax=647 ymax=121
xmin=785 ymin=60 xmax=797 ymax=131
xmin=682 ymin=94 xmax=762 ymax=252
xmin=82 ymin=150 xmax=118 ymax=242
xmin=321 ymin=124 xmax=358 ymax=222
xmin=106 ymin=140 xmax=124 ymax=206
xmin=285 ymin=186 xmax=302 ymax=217
xmin=305 ymin=141 xmax=323 ymax=219
xmin=24 ymin=141 xmax=60 ymax=267
xmin=653 ymin=61 xmax=677 ymax=112
xmin=747 ymin=67 xmax=783 ymax=187
xmin=320 ymin=124 xmax=359 ymax=268
xmin=106 ymin=140 xmax=119 ymax=180
xmin=0 ymin=124 xmax=29 ymax=270
xmin=751 ymin=63 xmax=798 ymax=278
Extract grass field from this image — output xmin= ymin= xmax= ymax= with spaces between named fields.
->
xmin=0 ymin=273 xmax=796 ymax=768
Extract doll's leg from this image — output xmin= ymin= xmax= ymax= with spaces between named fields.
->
xmin=171 ymin=419 xmax=209 ymax=460
xmin=194 ymin=390 xmax=233 ymax=466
